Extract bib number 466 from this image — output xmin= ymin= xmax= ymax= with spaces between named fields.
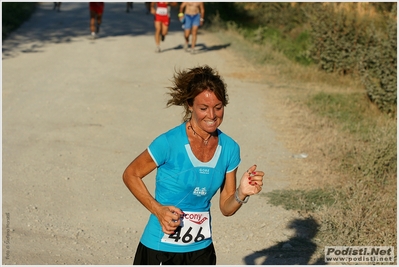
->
xmin=168 ymin=226 xmax=206 ymax=244
xmin=161 ymin=211 xmax=211 ymax=245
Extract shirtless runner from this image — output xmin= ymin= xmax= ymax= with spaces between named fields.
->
xmin=178 ymin=2 xmax=205 ymax=54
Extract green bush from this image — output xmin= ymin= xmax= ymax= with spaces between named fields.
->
xmin=204 ymin=2 xmax=252 ymax=27
xmin=233 ymin=2 xmax=308 ymax=33
xmin=2 ymin=2 xmax=37 ymax=40
xmin=305 ymin=3 xmax=397 ymax=113
xmin=304 ymin=3 xmax=364 ymax=75
xmin=206 ymin=2 xmax=396 ymax=110
xmin=359 ymin=5 xmax=397 ymax=114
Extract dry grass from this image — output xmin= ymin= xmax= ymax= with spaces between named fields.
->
xmin=208 ymin=27 xmax=397 ymax=262
xmin=327 ymin=2 xmax=380 ymax=19
xmin=266 ymin=64 xmax=396 ymax=264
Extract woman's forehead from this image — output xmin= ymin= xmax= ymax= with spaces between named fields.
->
xmin=194 ymin=90 xmax=222 ymax=105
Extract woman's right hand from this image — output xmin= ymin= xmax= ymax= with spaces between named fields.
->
xmin=238 ymin=164 xmax=264 ymax=197
xmin=154 ymin=205 xmax=184 ymax=234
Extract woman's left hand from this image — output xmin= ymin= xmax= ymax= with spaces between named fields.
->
xmin=238 ymin=164 xmax=264 ymax=196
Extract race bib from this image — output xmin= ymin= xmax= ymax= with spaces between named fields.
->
xmin=161 ymin=211 xmax=211 ymax=245
xmin=156 ymin=7 xmax=168 ymax=15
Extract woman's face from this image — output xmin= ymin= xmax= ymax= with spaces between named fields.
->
xmin=189 ymin=89 xmax=224 ymax=133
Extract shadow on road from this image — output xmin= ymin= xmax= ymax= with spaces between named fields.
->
xmin=2 ymin=2 xmax=230 ymax=59
xmin=243 ymin=217 xmax=326 ymax=265
xmin=161 ymin=42 xmax=231 ymax=53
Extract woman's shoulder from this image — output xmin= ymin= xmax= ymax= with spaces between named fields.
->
xmin=160 ymin=123 xmax=186 ymax=139
xmin=218 ymin=129 xmax=239 ymax=147
xmin=150 ymin=123 xmax=185 ymax=149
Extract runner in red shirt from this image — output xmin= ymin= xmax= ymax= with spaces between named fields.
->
xmin=89 ymin=2 xmax=104 ymax=39
xmin=150 ymin=2 xmax=177 ymax=52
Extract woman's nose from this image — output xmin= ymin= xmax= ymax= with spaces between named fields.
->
xmin=208 ymin=109 xmax=215 ymax=119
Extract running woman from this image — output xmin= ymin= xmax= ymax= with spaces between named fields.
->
xmin=150 ymin=2 xmax=177 ymax=52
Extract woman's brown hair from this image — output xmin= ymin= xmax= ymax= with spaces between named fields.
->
xmin=167 ymin=65 xmax=229 ymax=121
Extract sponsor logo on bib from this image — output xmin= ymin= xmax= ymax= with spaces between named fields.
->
xmin=184 ymin=213 xmax=208 ymax=224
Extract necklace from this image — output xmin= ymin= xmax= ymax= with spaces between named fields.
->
xmin=188 ymin=121 xmax=211 ymax=145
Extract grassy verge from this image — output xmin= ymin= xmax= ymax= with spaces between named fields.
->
xmin=266 ymin=188 xmax=337 ymax=212
xmin=203 ymin=3 xmax=397 ymax=263
xmin=2 ymin=2 xmax=37 ymax=40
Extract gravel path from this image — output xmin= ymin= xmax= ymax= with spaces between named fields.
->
xmin=3 ymin=2 xmax=307 ymax=265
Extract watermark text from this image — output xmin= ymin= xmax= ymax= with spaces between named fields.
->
xmin=325 ymin=246 xmax=394 ymax=263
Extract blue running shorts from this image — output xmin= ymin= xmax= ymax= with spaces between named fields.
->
xmin=183 ymin=13 xmax=201 ymax=29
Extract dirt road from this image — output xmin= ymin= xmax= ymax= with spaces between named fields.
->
xmin=3 ymin=2 xmax=305 ymax=265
